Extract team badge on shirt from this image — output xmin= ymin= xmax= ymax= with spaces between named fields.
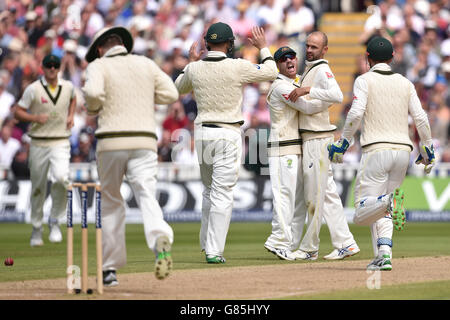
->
xmin=325 ymin=72 xmax=334 ymax=79
xmin=41 ymin=96 xmax=48 ymax=104
xmin=287 ymin=158 xmax=293 ymax=168
xmin=282 ymin=94 xmax=289 ymax=100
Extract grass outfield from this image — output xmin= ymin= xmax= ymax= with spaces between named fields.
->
xmin=282 ymin=280 xmax=450 ymax=300
xmin=1 ymin=222 xmax=449 ymax=299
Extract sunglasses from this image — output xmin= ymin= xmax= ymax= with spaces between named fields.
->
xmin=279 ymin=54 xmax=296 ymax=63
xmin=44 ymin=63 xmax=60 ymax=69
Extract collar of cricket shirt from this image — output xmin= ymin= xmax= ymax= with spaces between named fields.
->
xmin=206 ymin=51 xmax=227 ymax=58
xmin=40 ymin=75 xmax=60 ymax=87
xmin=369 ymin=63 xmax=391 ymax=72
xmin=103 ymin=45 xmax=128 ymax=58
xmin=277 ymin=73 xmax=300 ymax=85
xmin=203 ymin=51 xmax=227 ymax=62
xmin=304 ymin=58 xmax=328 ymax=67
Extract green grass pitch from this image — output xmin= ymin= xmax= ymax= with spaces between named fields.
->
xmin=1 ymin=222 xmax=449 ymax=299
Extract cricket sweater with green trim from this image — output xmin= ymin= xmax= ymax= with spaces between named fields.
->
xmin=82 ymin=46 xmax=179 ymax=152
xmin=18 ymin=76 xmax=74 ymax=146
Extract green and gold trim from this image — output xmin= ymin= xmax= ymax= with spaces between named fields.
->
xmin=268 ymin=138 xmax=302 ymax=148
xmin=95 ymin=131 xmax=157 ymax=140
xmin=372 ymin=70 xmax=395 ymax=75
xmin=40 ymin=79 xmax=62 ymax=106
xmin=202 ymin=56 xmax=227 ymax=62
xmin=362 ymin=141 xmax=413 ymax=151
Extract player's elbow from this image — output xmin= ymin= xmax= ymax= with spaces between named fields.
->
xmin=83 ymin=93 xmax=104 ymax=114
xmin=82 ymin=84 xmax=103 ymax=103
xmin=268 ymin=63 xmax=278 ymax=79
xmin=335 ymin=90 xmax=344 ymax=104
xmin=260 ymin=60 xmax=278 ymax=80
xmin=13 ymin=107 xmax=21 ymax=121
xmin=156 ymin=86 xmax=179 ymax=105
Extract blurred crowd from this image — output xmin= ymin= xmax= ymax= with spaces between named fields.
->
xmin=0 ymin=0 xmax=449 ymax=180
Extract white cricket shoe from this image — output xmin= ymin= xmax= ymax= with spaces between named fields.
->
xmin=292 ymin=249 xmax=318 ymax=261
xmin=367 ymin=251 xmax=392 ymax=271
xmin=324 ymin=243 xmax=360 ymax=260
xmin=30 ymin=227 xmax=44 ymax=247
xmin=264 ymin=244 xmax=296 ymax=261
xmin=103 ymin=270 xmax=119 ymax=287
xmin=48 ymin=221 xmax=62 ymax=243
xmin=154 ymin=235 xmax=172 ymax=280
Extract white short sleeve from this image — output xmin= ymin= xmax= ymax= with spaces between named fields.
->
xmin=17 ymin=85 xmax=35 ymax=110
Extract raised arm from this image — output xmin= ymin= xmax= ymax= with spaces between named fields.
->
xmin=241 ymin=27 xmax=277 ymax=83
xmin=153 ymin=61 xmax=179 ymax=105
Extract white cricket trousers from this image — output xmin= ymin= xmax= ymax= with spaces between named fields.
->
xmin=353 ymin=148 xmax=409 ymax=257
xmin=29 ymin=141 xmax=70 ymax=228
xmin=265 ymin=154 xmax=306 ymax=250
xmin=195 ymin=126 xmax=242 ymax=257
xmin=299 ymin=137 xmax=356 ymax=252
xmin=96 ymin=149 xmax=174 ymax=271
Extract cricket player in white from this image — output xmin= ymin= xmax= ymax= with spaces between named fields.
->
xmin=175 ymin=23 xmax=277 ymax=263
xmin=83 ymin=27 xmax=178 ymax=285
xmin=264 ymin=46 xmax=330 ymax=260
xmin=15 ymin=54 xmax=76 ymax=247
xmin=328 ymin=36 xmax=435 ymax=270
xmin=288 ymin=31 xmax=359 ymax=260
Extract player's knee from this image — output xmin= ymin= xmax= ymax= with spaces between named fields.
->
xmin=353 ymin=211 xmax=372 ymax=226
xmin=53 ymin=172 xmax=69 ymax=185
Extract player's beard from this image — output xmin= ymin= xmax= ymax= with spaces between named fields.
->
xmin=306 ymin=52 xmax=320 ymax=61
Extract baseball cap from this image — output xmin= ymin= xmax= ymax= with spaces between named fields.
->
xmin=274 ymin=46 xmax=296 ymax=62
xmin=42 ymin=54 xmax=61 ymax=68
xmin=204 ymin=22 xmax=235 ymax=44
xmin=366 ymin=36 xmax=394 ymax=62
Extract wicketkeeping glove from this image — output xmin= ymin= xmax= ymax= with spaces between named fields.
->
xmin=327 ymin=138 xmax=350 ymax=163
xmin=415 ymin=144 xmax=435 ymax=174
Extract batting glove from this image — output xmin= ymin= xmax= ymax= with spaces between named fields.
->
xmin=415 ymin=144 xmax=435 ymax=175
xmin=327 ymin=138 xmax=350 ymax=163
